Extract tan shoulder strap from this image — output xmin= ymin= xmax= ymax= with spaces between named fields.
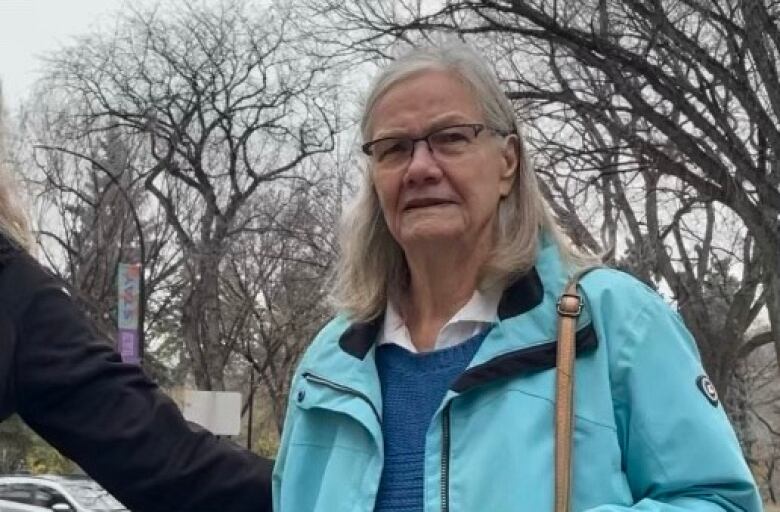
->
xmin=554 ymin=267 xmax=599 ymax=512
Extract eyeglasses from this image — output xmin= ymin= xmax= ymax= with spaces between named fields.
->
xmin=361 ymin=123 xmax=507 ymax=169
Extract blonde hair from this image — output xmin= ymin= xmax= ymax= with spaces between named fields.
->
xmin=0 ymin=82 xmax=34 ymax=253
xmin=331 ymin=44 xmax=593 ymax=321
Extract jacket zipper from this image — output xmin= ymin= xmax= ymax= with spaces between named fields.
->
xmin=301 ymin=372 xmax=382 ymax=425
xmin=440 ymin=402 xmax=452 ymax=512
xmin=304 ymin=371 xmax=452 ymax=510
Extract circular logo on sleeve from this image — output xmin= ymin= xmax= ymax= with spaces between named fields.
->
xmin=696 ymin=375 xmax=719 ymax=407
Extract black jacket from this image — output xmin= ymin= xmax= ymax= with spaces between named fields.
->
xmin=0 ymin=238 xmax=272 ymax=512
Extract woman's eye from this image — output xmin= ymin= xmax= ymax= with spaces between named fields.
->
xmin=386 ymin=142 xmax=406 ymax=153
xmin=379 ymin=140 xmax=408 ymax=159
xmin=434 ymin=131 xmax=469 ymax=145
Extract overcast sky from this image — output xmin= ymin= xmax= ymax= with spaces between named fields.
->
xmin=0 ymin=0 xmax=125 ymax=112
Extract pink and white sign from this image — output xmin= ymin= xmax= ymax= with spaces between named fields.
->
xmin=117 ymin=263 xmax=141 ymax=363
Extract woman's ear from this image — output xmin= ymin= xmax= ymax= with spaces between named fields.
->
xmin=498 ymin=134 xmax=519 ymax=197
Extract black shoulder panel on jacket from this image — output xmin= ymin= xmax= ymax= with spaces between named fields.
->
xmin=451 ymin=323 xmax=598 ymax=393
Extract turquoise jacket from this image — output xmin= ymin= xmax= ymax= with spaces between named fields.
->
xmin=273 ymin=237 xmax=761 ymax=511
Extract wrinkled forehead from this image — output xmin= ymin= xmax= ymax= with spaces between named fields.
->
xmin=362 ymin=68 xmax=482 ymax=140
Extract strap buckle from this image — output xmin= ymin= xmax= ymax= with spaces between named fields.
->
xmin=556 ymin=294 xmax=582 ymax=318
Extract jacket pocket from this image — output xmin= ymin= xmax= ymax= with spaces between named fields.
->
xmin=446 ymin=370 xmax=631 ymax=511
xmin=276 ymin=377 xmax=381 ymax=512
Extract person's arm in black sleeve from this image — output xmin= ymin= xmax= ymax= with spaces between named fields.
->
xmin=8 ymin=254 xmax=273 ymax=512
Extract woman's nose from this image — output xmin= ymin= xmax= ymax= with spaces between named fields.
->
xmin=403 ymin=139 xmax=443 ymax=185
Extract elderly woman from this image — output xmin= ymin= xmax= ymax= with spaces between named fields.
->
xmin=272 ymin=45 xmax=760 ymax=511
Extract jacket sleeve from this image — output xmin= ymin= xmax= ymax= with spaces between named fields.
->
xmin=584 ymin=277 xmax=762 ymax=512
xmin=9 ymin=256 xmax=273 ymax=512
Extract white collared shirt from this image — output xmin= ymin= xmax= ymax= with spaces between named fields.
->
xmin=377 ymin=286 xmax=503 ymax=353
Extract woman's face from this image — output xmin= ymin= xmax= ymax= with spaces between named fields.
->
xmin=368 ymin=70 xmax=518 ymax=254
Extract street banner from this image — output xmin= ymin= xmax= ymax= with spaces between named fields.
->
xmin=117 ymin=263 xmax=141 ymax=364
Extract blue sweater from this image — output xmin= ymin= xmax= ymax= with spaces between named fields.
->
xmin=373 ymin=330 xmax=490 ymax=512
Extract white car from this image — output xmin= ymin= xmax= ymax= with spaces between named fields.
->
xmin=0 ymin=498 xmax=50 ymax=512
xmin=0 ymin=475 xmax=128 ymax=512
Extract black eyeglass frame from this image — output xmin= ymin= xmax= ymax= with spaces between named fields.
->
xmin=360 ymin=123 xmax=511 ymax=159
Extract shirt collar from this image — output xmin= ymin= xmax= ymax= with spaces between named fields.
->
xmin=338 ymin=265 xmax=547 ymax=360
xmin=377 ymin=285 xmax=503 ymax=353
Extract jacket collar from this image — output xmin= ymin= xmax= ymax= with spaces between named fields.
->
xmin=338 ymin=266 xmax=545 ymax=360
xmin=338 ymin=315 xmax=384 ymax=360
xmin=451 ymin=323 xmax=597 ymax=393
xmin=298 ymin=235 xmax=596 ymax=417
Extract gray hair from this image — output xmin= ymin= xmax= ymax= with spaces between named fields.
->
xmin=0 ymin=82 xmax=34 ymax=253
xmin=331 ymin=44 xmax=590 ymax=321
xmin=0 ymin=167 xmax=32 ymax=253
